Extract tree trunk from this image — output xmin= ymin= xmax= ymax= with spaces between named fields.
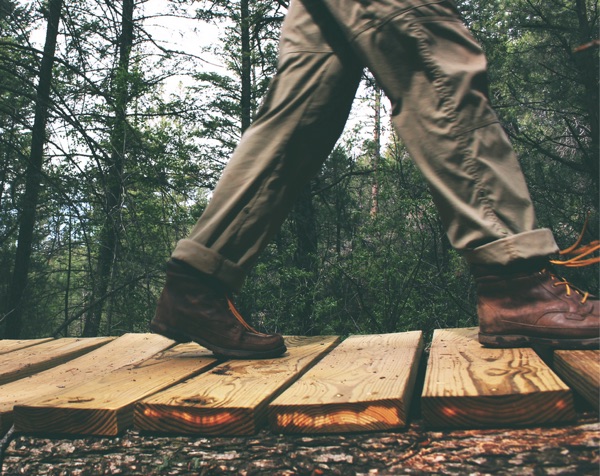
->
xmin=292 ymin=183 xmax=318 ymax=334
xmin=62 ymin=213 xmax=73 ymax=337
xmin=83 ymin=0 xmax=134 ymax=337
xmin=573 ymin=0 xmax=599 ymax=193
xmin=240 ymin=0 xmax=252 ymax=133
xmin=370 ymin=86 xmax=381 ymax=217
xmin=3 ymin=0 xmax=63 ymax=338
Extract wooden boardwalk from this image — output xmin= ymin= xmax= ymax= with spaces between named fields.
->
xmin=1 ymin=329 xmax=598 ymax=437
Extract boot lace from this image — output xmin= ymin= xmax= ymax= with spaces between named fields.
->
xmin=226 ymin=295 xmax=269 ymax=336
xmin=548 ymin=216 xmax=599 ymax=304
xmin=550 ymin=277 xmax=590 ymax=304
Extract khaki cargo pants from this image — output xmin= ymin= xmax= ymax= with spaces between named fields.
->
xmin=173 ymin=0 xmax=558 ymax=291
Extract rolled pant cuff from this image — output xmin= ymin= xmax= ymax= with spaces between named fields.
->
xmin=171 ymin=239 xmax=246 ymax=292
xmin=463 ymin=229 xmax=559 ymax=266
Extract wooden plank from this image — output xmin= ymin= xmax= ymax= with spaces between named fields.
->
xmin=0 ymin=333 xmax=175 ymax=434
xmin=421 ymin=328 xmax=575 ymax=428
xmin=554 ymin=350 xmax=600 ymax=409
xmin=0 ymin=338 xmax=53 ymax=355
xmin=268 ymin=331 xmax=423 ymax=434
xmin=0 ymin=337 xmax=113 ymax=386
xmin=13 ymin=343 xmax=218 ymax=436
xmin=134 ymin=336 xmax=340 ymax=435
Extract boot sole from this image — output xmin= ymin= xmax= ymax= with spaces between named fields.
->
xmin=150 ymin=321 xmax=287 ymax=359
xmin=479 ymin=332 xmax=600 ymax=350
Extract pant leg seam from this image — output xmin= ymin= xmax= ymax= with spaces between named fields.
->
xmin=227 ymin=51 xmax=340 ymax=252
xmin=407 ymin=21 xmax=509 ymax=238
xmin=279 ymin=48 xmax=334 ymax=56
xmin=454 ymin=119 xmax=500 ymax=137
xmin=349 ymin=0 xmax=451 ymax=44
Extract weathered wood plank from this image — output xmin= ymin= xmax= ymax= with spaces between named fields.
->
xmin=554 ymin=350 xmax=600 ymax=409
xmin=421 ymin=327 xmax=575 ymax=428
xmin=134 ymin=336 xmax=340 ymax=435
xmin=0 ymin=338 xmax=53 ymax=355
xmin=268 ymin=331 xmax=423 ymax=434
xmin=0 ymin=334 xmax=175 ymax=435
xmin=0 ymin=337 xmax=112 ymax=386
xmin=13 ymin=343 xmax=218 ymax=436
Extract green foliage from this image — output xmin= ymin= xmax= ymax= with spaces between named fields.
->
xmin=0 ymin=0 xmax=597 ymax=338
xmin=239 ymin=139 xmax=478 ymax=339
xmin=1 ymin=0 xmax=214 ymax=337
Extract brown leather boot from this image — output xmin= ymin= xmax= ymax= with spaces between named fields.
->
xmin=475 ymin=263 xmax=599 ymax=349
xmin=150 ymin=260 xmax=287 ymax=359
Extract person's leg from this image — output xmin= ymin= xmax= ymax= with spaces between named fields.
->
xmin=172 ymin=0 xmax=363 ymax=291
xmin=152 ymin=0 xmax=364 ymax=358
xmin=319 ymin=0 xmax=598 ymax=348
xmin=321 ymin=0 xmax=555 ymax=261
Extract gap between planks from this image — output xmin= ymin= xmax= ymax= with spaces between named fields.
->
xmin=0 ymin=337 xmax=113 ymax=386
xmin=13 ymin=343 xmax=218 ymax=436
xmin=0 ymin=338 xmax=54 ymax=355
xmin=4 ymin=329 xmax=595 ymax=437
xmin=0 ymin=333 xmax=176 ymax=435
xmin=134 ymin=336 xmax=341 ymax=435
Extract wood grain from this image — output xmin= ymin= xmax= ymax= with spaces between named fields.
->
xmin=421 ymin=328 xmax=575 ymax=428
xmin=0 ymin=333 xmax=175 ymax=434
xmin=554 ymin=350 xmax=599 ymax=409
xmin=0 ymin=337 xmax=112 ymax=386
xmin=13 ymin=343 xmax=218 ymax=436
xmin=0 ymin=338 xmax=53 ymax=355
xmin=134 ymin=336 xmax=340 ymax=435
xmin=268 ymin=332 xmax=423 ymax=433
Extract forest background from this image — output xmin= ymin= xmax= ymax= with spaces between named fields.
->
xmin=0 ymin=0 xmax=597 ymax=340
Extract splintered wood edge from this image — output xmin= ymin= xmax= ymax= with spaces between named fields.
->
xmin=421 ymin=390 xmax=575 ymax=428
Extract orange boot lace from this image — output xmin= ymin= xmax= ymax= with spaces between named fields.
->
xmin=226 ymin=295 xmax=270 ymax=336
xmin=548 ymin=216 xmax=600 ymax=304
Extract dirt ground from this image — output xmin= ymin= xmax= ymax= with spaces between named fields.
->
xmin=1 ymin=409 xmax=598 ymax=476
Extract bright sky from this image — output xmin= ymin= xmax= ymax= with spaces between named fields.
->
xmin=26 ymin=0 xmax=389 ymax=157
xmin=142 ymin=0 xmax=230 ymax=75
xmin=140 ymin=0 xmax=389 ymax=149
